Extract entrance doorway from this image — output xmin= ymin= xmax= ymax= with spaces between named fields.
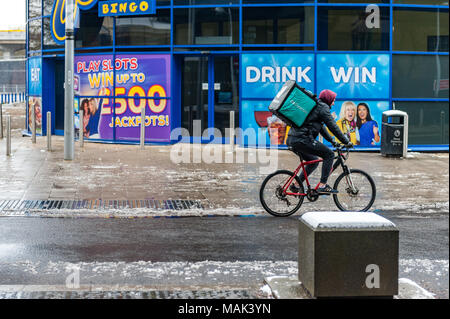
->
xmin=180 ymin=54 xmax=239 ymax=143
xmin=54 ymin=59 xmax=65 ymax=133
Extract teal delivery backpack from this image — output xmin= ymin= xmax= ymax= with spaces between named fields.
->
xmin=268 ymin=80 xmax=318 ymax=129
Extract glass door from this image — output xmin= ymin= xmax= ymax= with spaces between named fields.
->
xmin=181 ymin=56 xmax=209 ymax=141
xmin=213 ymin=55 xmax=239 ymax=142
xmin=180 ymin=54 xmax=239 ymax=143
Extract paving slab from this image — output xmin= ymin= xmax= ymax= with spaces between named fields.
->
xmin=264 ymin=276 xmax=436 ymax=299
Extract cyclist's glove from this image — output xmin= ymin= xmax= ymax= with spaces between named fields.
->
xmin=346 ymin=142 xmax=354 ymax=149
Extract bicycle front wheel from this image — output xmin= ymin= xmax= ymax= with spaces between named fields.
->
xmin=333 ymin=169 xmax=376 ymax=212
xmin=260 ymin=170 xmax=305 ymax=217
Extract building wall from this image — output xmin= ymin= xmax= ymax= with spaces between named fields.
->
xmin=26 ymin=0 xmax=449 ymax=148
xmin=0 ymin=30 xmax=26 ymax=94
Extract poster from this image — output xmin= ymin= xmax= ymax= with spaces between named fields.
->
xmin=317 ymin=54 xmax=390 ymax=99
xmin=242 ymin=53 xmax=315 ymax=99
xmin=326 ymin=100 xmax=390 ymax=148
xmin=240 ymin=53 xmax=391 ymax=148
xmin=28 ymin=96 xmax=42 ymax=135
xmin=74 ymin=54 xmax=171 ymax=142
xmin=28 ymin=57 xmax=42 ymax=96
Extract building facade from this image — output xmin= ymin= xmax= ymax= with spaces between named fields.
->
xmin=26 ymin=0 xmax=449 ymax=150
xmin=1 ymin=29 xmax=26 ymax=98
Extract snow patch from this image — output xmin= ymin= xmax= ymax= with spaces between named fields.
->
xmin=301 ymin=211 xmax=396 ymax=229
xmin=398 ymin=278 xmax=436 ymax=299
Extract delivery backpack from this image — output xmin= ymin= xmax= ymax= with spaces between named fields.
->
xmin=268 ymin=80 xmax=318 ymax=129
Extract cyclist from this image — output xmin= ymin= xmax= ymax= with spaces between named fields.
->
xmin=286 ymin=89 xmax=353 ymax=195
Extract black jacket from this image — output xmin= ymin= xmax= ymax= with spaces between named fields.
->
xmin=287 ymin=99 xmax=350 ymax=145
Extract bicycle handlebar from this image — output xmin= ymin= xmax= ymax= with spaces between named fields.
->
xmin=334 ymin=144 xmax=353 ymax=151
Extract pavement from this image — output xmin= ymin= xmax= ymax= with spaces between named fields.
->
xmin=0 ymin=102 xmax=448 ymax=299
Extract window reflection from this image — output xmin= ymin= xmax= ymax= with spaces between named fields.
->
xmin=75 ymin=12 xmax=113 ymax=48
xmin=174 ymin=7 xmax=239 ymax=45
xmin=394 ymin=9 xmax=449 ymax=52
xmin=318 ymin=7 xmax=390 ymax=50
xmin=29 ymin=19 xmax=42 ymax=51
xmin=28 ymin=0 xmax=42 ymax=19
xmin=393 ymin=54 xmax=449 ymax=99
xmin=243 ymin=7 xmax=314 ymax=45
xmin=116 ymin=11 xmax=171 ymax=46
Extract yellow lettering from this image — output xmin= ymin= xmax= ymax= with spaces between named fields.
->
xmin=140 ymin=1 xmax=149 ymax=12
xmin=148 ymin=85 xmax=167 ymax=113
xmin=102 ymin=4 xmax=109 ymax=14
xmin=128 ymin=86 xmax=146 ymax=114
xmin=104 ymin=72 xmax=114 ymax=87
xmin=88 ymin=73 xmax=101 ymax=88
xmin=111 ymin=3 xmax=118 ymax=13
xmin=115 ymin=117 xmax=122 ymax=127
xmin=158 ymin=115 xmax=165 ymax=126
xmin=119 ymin=2 xmax=127 ymax=13
xmin=129 ymin=2 xmax=137 ymax=12
xmin=115 ymin=87 xmax=127 ymax=115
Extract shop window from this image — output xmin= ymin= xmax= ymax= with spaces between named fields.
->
xmin=393 ymin=54 xmax=449 ymax=99
xmin=156 ymin=0 xmax=172 ymax=5
xmin=174 ymin=0 xmax=238 ymax=4
xmin=318 ymin=6 xmax=390 ymax=51
xmin=394 ymin=0 xmax=449 ymax=5
xmin=394 ymin=101 xmax=449 ymax=145
xmin=318 ymin=0 xmax=388 ymax=2
xmin=393 ymin=8 xmax=449 ymax=52
xmin=28 ymin=19 xmax=42 ymax=51
xmin=116 ymin=10 xmax=171 ymax=46
xmin=43 ymin=17 xmax=64 ymax=50
xmin=243 ymin=6 xmax=314 ymax=45
xmin=174 ymin=7 xmax=239 ymax=45
xmin=75 ymin=11 xmax=113 ymax=48
xmin=28 ymin=0 xmax=42 ymax=19
xmin=243 ymin=1 xmax=313 ymax=3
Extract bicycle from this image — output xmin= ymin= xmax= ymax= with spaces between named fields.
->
xmin=259 ymin=145 xmax=376 ymax=217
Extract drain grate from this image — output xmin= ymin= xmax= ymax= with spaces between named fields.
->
xmin=0 ymin=289 xmax=253 ymax=299
xmin=0 ymin=199 xmax=204 ymax=212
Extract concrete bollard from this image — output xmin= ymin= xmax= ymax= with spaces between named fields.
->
xmin=6 ymin=115 xmax=11 ymax=156
xmin=298 ymin=211 xmax=399 ymax=298
xmin=47 ymin=111 xmax=52 ymax=151
xmin=140 ymin=106 xmax=145 ymax=150
xmin=79 ymin=109 xmax=84 ymax=148
xmin=230 ymin=111 xmax=235 ymax=152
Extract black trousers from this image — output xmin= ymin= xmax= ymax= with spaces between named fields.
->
xmin=290 ymin=139 xmax=335 ymax=185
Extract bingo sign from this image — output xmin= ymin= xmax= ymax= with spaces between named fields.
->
xmin=51 ymin=0 xmax=156 ymax=45
xmin=75 ymin=54 xmax=171 ymax=142
xmin=99 ymin=0 xmax=156 ymax=16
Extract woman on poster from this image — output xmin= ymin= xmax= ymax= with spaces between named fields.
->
xmin=81 ymin=99 xmax=91 ymax=138
xmin=356 ymin=102 xmax=380 ymax=146
xmin=331 ymin=101 xmax=360 ymax=145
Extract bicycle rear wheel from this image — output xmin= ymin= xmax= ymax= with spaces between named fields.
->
xmin=333 ymin=169 xmax=376 ymax=212
xmin=260 ymin=170 xmax=305 ymax=217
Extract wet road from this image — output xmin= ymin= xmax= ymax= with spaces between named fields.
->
xmin=0 ymin=212 xmax=448 ymax=298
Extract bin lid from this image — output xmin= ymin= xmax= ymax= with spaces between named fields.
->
xmin=300 ymin=211 xmax=397 ymax=230
xmin=382 ymin=110 xmax=408 ymax=117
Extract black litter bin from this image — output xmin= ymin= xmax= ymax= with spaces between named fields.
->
xmin=381 ymin=110 xmax=409 ymax=158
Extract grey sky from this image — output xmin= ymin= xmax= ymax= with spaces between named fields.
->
xmin=0 ymin=0 xmax=26 ymax=30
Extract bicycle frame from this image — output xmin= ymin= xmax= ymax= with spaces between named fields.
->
xmin=282 ymin=148 xmax=351 ymax=197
